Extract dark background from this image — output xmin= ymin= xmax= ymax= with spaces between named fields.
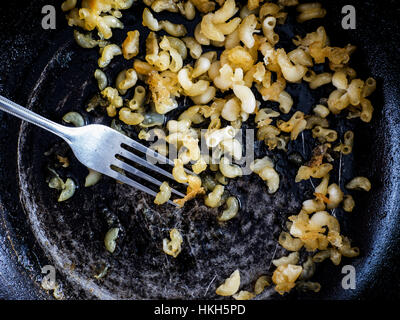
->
xmin=1 ymin=0 xmax=400 ymax=299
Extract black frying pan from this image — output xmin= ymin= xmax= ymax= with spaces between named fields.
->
xmin=0 ymin=0 xmax=399 ymax=300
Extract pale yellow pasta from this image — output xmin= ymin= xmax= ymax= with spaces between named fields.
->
xmin=101 ymin=87 xmax=123 ymax=117
xmin=219 ymin=157 xmax=243 ymax=179
xmin=192 ymin=56 xmax=211 ymax=78
xmin=61 ymin=0 xmax=77 ymax=12
xmin=215 ymin=171 xmax=229 ymax=185
xmin=161 ymin=20 xmax=188 ymax=37
xmin=200 ymin=0 xmax=239 ymax=42
xmin=205 ymin=126 xmax=236 ymax=148
xmin=250 ymin=157 xmax=280 ymax=193
xmin=98 ymin=44 xmax=122 ymax=68
xmin=309 ymin=211 xmax=340 ymax=233
xmin=221 ymin=97 xmax=241 ymax=121
xmin=154 ymin=181 xmax=172 ymax=205
xmin=272 ymin=264 xmax=302 ymax=295
xmin=254 ymin=275 xmax=270 ymax=295
xmin=296 ymin=2 xmax=326 ymax=23
xmin=142 ymin=8 xmax=187 ymax=36
xmin=213 ymin=64 xmax=234 ymax=91
xmin=262 ymin=16 xmax=279 ymax=45
xmin=277 ymin=91 xmax=293 ymax=114
xmin=182 ymin=37 xmax=203 ymax=59
xmin=302 ymin=199 xmax=325 ymax=214
xmin=73 ymin=30 xmax=106 ymax=49
xmin=220 ymin=138 xmax=242 ymax=161
xmin=233 ymin=291 xmax=255 ymax=300
xmin=129 ymin=86 xmax=147 ymax=110
xmin=204 ymin=184 xmax=225 ymax=207
xmin=142 ymin=7 xmax=161 ymax=31
xmin=238 ymin=14 xmax=258 ymax=48
xmin=315 ymin=174 xmax=329 ymax=195
xmin=85 ymin=169 xmax=102 ymax=187
xmin=194 ymin=23 xmax=211 ymax=45
xmin=287 ymin=48 xmax=313 ymax=67
xmin=122 ymin=30 xmax=140 ymax=60
xmin=277 ymin=111 xmax=307 ymax=140
xmin=328 ymin=89 xmax=350 ymax=114
xmin=151 ymin=0 xmax=179 ymax=13
xmin=259 ymin=2 xmax=280 ymax=19
xmin=172 ymin=159 xmax=189 ymax=183
xmin=335 ymin=130 xmax=354 ymax=154
xmin=360 ymin=98 xmax=374 ymax=123
xmin=347 ymin=79 xmax=364 ymax=106
xmin=178 ymin=0 xmax=196 ymax=20
xmin=362 ymin=77 xmax=377 ymax=98
xmin=273 ymin=252 xmax=300 ymax=267
xmin=178 ymin=105 xmax=205 ymax=124
xmin=145 ymin=32 xmax=169 ymax=71
xmin=78 ymin=9 xmax=124 ymax=39
xmin=162 ymin=228 xmax=183 ymax=258
xmin=233 ymin=84 xmax=256 ymax=113
xmin=116 ymin=68 xmax=138 ymax=94
xmin=255 ymin=108 xmax=280 ymax=125
xmin=159 ymin=36 xmax=183 ymax=72
xmin=295 ymin=164 xmax=333 ymax=182
xmin=224 ymin=28 xmax=241 ymax=49
xmin=178 ymin=67 xmax=210 ymax=96
xmin=309 ymin=73 xmax=332 ymax=89
xmin=312 ymin=250 xmax=331 ymax=263
xmin=104 ymin=228 xmax=119 ymax=253
xmin=326 ymin=183 xmax=344 ymax=209
xmin=329 ymin=248 xmax=341 ymax=265
xmin=216 ymin=269 xmax=240 ymax=296
xmin=119 ymin=108 xmax=144 ymax=125
xmin=192 ymin=157 xmax=207 ymax=174
xmin=313 ymin=104 xmax=330 ymax=118
xmin=218 ymin=196 xmax=240 ymax=221
xmin=342 ymin=194 xmax=355 ymax=212
xmin=66 ymin=8 xmax=86 ymax=29
xmin=345 ymin=177 xmax=371 ymax=191
xmin=332 ymin=71 xmax=348 ymax=90
xmin=339 ymin=236 xmax=360 ymax=257
xmin=312 ymin=126 xmax=338 ymax=142
xmin=191 ymin=86 xmax=217 ymax=105
xmin=277 ymin=49 xmax=307 ymax=82
xmin=94 ymin=69 xmax=108 ymax=91
xmin=278 ymin=232 xmax=303 ymax=252
xmin=215 ymin=18 xmax=242 ymax=36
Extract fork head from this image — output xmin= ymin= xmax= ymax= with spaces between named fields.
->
xmin=66 ymin=124 xmax=184 ymax=204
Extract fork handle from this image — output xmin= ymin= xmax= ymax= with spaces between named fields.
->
xmin=0 ymin=95 xmax=74 ymax=142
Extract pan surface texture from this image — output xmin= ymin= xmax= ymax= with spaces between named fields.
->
xmin=0 ymin=0 xmax=399 ymax=299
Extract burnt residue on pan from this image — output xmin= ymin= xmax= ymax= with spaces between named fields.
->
xmin=1 ymin=0 xmax=400 ymax=300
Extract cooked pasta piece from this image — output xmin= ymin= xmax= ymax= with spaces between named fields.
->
xmin=216 ymin=269 xmax=240 ymax=296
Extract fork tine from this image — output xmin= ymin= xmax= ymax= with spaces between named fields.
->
xmin=107 ymin=170 xmax=158 ymax=197
xmin=112 ymin=159 xmax=186 ymax=198
xmin=116 ymin=148 xmax=175 ymax=181
xmin=119 ymin=136 xmax=175 ymax=166
xmin=119 ymin=134 xmax=197 ymax=176
xmin=107 ymin=170 xmax=180 ymax=207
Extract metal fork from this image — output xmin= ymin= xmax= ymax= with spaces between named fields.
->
xmin=0 ymin=95 xmax=185 ymax=206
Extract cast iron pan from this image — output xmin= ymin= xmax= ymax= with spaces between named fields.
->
xmin=0 ymin=0 xmax=399 ymax=300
